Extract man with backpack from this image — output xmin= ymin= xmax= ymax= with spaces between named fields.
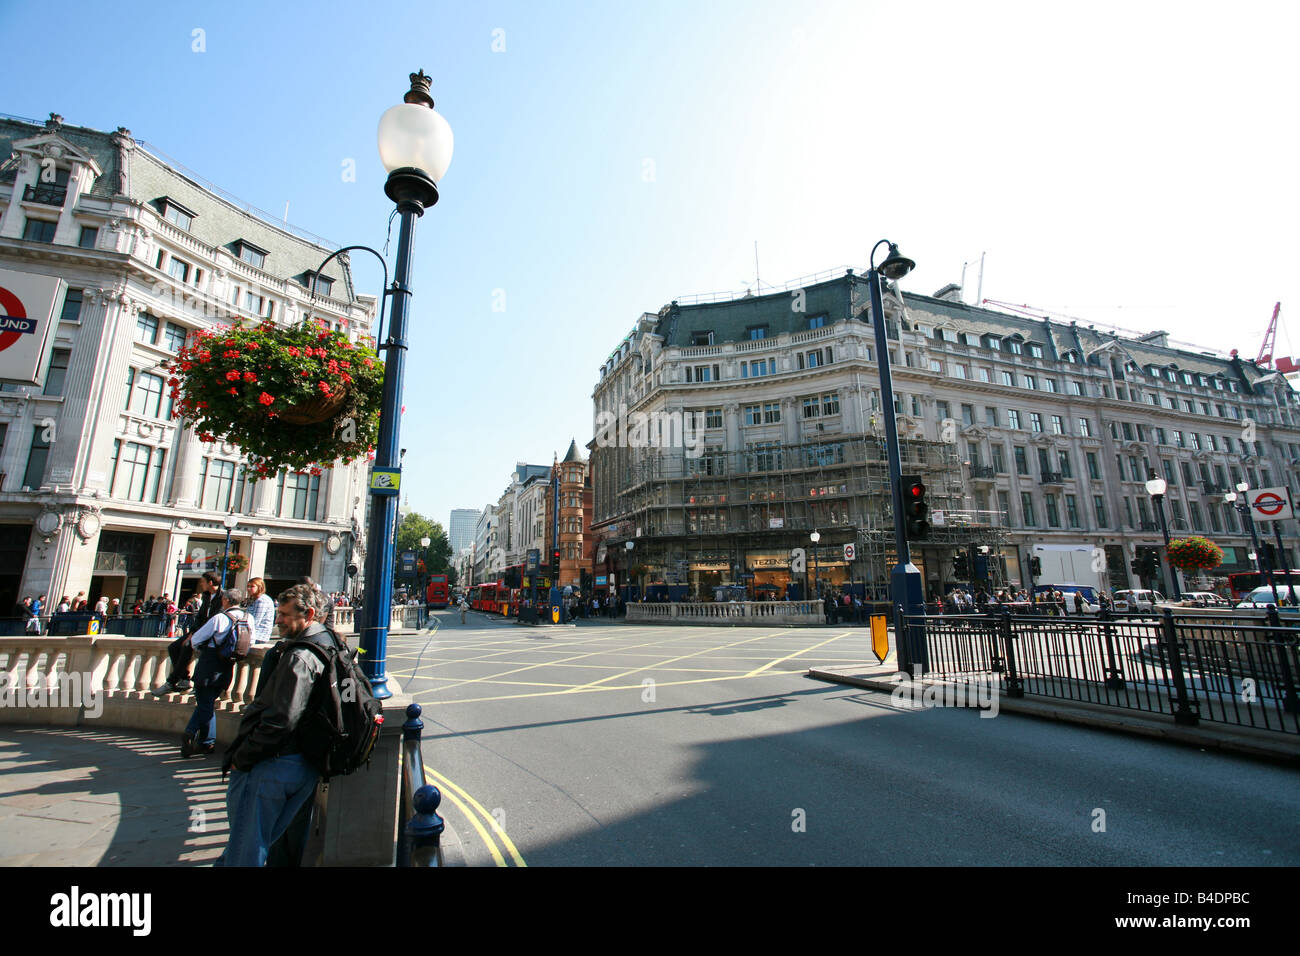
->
xmin=181 ymin=588 xmax=250 ymax=758
xmin=153 ymin=570 xmax=222 ymax=696
xmin=218 ymin=584 xmax=381 ymax=867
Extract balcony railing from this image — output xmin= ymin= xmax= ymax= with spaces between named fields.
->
xmin=970 ymin=465 xmax=996 ymax=480
xmin=1041 ymin=471 xmax=1065 ymax=484
xmin=23 ymin=183 xmax=67 ymax=206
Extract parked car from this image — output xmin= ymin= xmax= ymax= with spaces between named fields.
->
xmin=1235 ymin=585 xmax=1300 ymax=609
xmin=1114 ymin=589 xmax=1165 ymax=612
xmin=1179 ymin=591 xmax=1232 ymax=608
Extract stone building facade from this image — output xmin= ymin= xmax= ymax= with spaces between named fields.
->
xmin=0 ymin=113 xmax=376 ymax=611
xmin=589 ymin=268 xmax=1300 ymax=600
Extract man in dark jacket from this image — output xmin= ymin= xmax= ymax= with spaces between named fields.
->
xmin=152 ymin=571 xmax=221 ymax=696
xmin=218 ymin=584 xmax=333 ymax=867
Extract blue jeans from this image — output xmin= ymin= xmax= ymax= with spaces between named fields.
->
xmin=217 ymin=755 xmax=320 ymax=867
xmin=185 ymin=652 xmax=231 ymax=747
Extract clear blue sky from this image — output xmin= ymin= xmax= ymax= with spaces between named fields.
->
xmin=3 ymin=0 xmax=1297 ymax=530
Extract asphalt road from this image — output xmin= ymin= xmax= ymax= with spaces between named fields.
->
xmin=387 ymin=610 xmax=1300 ymax=867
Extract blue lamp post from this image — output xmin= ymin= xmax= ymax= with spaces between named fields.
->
xmin=358 ymin=71 xmax=454 ymax=699
xmin=219 ymin=512 xmax=239 ymax=589
xmin=866 ymin=239 xmax=928 ymax=672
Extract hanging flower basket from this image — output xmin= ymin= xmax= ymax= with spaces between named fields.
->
xmin=219 ymin=552 xmax=250 ymax=574
xmin=1166 ymin=536 xmax=1224 ymax=572
xmin=165 ymin=320 xmax=384 ymax=475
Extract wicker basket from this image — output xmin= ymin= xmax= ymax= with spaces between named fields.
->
xmin=277 ymin=389 xmax=349 ymax=425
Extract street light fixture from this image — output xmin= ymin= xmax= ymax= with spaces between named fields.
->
xmin=1226 ymin=487 xmax=1280 ymax=604
xmin=356 ymin=71 xmax=453 ymax=700
xmin=810 ymin=530 xmax=821 ymax=599
xmin=866 ymin=239 xmax=927 ymax=671
xmin=1144 ymin=471 xmax=1180 ymax=600
xmin=219 ymin=512 xmax=239 ymax=589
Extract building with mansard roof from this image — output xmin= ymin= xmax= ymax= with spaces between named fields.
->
xmin=589 ymin=266 xmax=1300 ymax=600
xmin=0 ymin=112 xmax=377 ymax=611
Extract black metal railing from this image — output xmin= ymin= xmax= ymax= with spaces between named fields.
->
xmin=1040 ymin=471 xmax=1065 ymax=484
xmin=396 ymin=703 xmax=444 ymax=867
xmin=0 ymin=612 xmax=195 ymax=637
xmin=23 ymin=182 xmax=67 ymax=206
xmin=970 ymin=465 xmax=996 ymax=480
xmin=909 ymin=607 xmax=1300 ymax=734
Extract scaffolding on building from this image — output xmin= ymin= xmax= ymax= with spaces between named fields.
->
xmin=594 ymin=426 xmax=1011 ymax=599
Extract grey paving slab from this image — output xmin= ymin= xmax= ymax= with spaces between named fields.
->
xmin=0 ymin=727 xmax=228 ymax=867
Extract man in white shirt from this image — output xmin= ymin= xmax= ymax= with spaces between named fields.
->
xmin=244 ymin=577 xmax=276 ymax=644
xmin=181 ymin=589 xmax=248 ymax=758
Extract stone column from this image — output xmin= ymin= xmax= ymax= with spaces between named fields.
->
xmin=171 ymin=431 xmax=204 ymax=508
xmin=44 ymin=291 xmax=115 ymax=490
xmin=324 ymin=464 xmax=349 ymax=522
xmin=253 ymin=475 xmax=276 ymax=517
xmin=0 ymin=154 xmax=38 ymax=238
xmin=248 ymin=535 xmax=270 ymax=580
xmin=724 ymin=403 xmax=741 ymax=453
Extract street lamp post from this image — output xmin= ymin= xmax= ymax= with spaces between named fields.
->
xmin=419 ymin=534 xmax=431 ymax=626
xmin=1226 ymin=485 xmax=1280 ymax=605
xmin=810 ymin=530 xmax=821 ymax=601
xmin=358 ymin=70 xmax=454 ymax=699
xmin=1144 ymin=471 xmax=1181 ymax=600
xmin=867 ymin=240 xmax=928 ymax=672
xmin=219 ymin=513 xmax=239 ymax=590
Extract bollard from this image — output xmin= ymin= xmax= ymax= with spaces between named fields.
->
xmin=397 ymin=702 xmax=426 ymax=867
xmin=408 ymin=784 xmax=445 ymax=867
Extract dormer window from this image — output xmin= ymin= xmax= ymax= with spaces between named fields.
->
xmin=747 ymin=325 xmax=768 ymax=340
xmin=303 ymin=271 xmax=334 ymax=297
xmin=690 ymin=331 xmax=714 ymax=347
xmin=808 ymin=315 xmax=826 ymax=330
xmin=23 ymin=166 xmax=70 ymax=206
xmin=1007 ymin=339 xmax=1023 ymax=355
xmin=1028 ymin=343 xmax=1044 ymax=358
xmin=158 ymin=197 xmax=197 ymax=232
xmin=233 ymin=240 xmax=268 ymax=270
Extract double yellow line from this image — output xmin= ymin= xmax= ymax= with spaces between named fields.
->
xmin=423 ymin=766 xmax=526 ymax=867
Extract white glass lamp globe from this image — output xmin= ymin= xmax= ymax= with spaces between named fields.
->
xmin=810 ymin=531 xmax=821 ymax=543
xmin=1144 ymin=477 xmax=1167 ymax=497
xmin=420 ymin=536 xmax=431 ymax=548
xmin=223 ymin=513 xmax=240 ymax=529
xmin=377 ymin=103 xmax=454 ymax=182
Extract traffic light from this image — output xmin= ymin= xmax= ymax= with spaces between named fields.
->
xmin=901 ymin=475 xmax=930 ymax=539
xmin=1130 ymin=558 xmax=1142 ymax=577
xmin=1030 ymin=556 xmax=1042 ymax=577
xmin=551 ymin=547 xmax=561 ymax=577
xmin=953 ymin=552 xmax=969 ymax=579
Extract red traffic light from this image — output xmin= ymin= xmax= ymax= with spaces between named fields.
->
xmin=907 ymin=481 xmax=925 ymax=498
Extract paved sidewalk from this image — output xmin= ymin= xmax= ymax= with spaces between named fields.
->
xmin=0 ymin=727 xmax=228 ymax=866
xmin=808 ymin=660 xmax=1300 ymax=764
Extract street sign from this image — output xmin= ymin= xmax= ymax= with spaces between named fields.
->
xmin=369 ymin=467 xmax=401 ymax=496
xmin=843 ymin=543 xmax=856 ymax=562
xmin=527 ymin=548 xmax=540 ymax=571
xmin=398 ymin=550 xmax=418 ymax=578
xmin=1248 ymin=487 xmax=1294 ymax=521
xmin=931 ymin=510 xmax=946 ymax=527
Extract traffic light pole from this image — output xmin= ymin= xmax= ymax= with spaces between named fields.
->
xmin=869 ymin=264 xmax=928 ymax=673
xmin=1273 ymin=522 xmax=1297 ymax=604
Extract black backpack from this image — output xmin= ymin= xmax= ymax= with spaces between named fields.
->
xmin=291 ymin=630 xmax=385 ymax=781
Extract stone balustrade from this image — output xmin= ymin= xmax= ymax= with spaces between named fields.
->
xmin=626 ymin=600 xmax=825 ymax=626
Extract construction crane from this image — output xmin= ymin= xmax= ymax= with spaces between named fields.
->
xmin=1254 ymin=302 xmax=1293 ymax=371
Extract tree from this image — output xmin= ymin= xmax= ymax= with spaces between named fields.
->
xmin=393 ymin=513 xmax=452 ymax=590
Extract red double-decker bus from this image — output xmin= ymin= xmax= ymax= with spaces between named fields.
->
xmin=469 ymin=581 xmax=508 ymax=615
xmin=425 ymin=575 xmax=449 ymax=608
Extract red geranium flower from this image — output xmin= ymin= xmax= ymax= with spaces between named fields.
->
xmin=228 ymin=387 xmax=239 ymax=395
xmin=225 ymin=371 xmax=241 ymax=381
xmin=258 ymin=392 xmax=275 ymax=405
xmin=242 ymin=372 xmax=257 ymax=383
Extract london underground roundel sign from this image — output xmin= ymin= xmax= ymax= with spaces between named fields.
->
xmin=1248 ymin=487 xmax=1294 ymax=521
xmin=0 ymin=285 xmax=35 ymax=354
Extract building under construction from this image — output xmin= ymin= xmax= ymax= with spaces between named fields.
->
xmin=589 ymin=269 xmax=1010 ymax=600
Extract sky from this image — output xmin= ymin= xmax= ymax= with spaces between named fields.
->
xmin=3 ymin=0 xmax=1297 ymax=531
